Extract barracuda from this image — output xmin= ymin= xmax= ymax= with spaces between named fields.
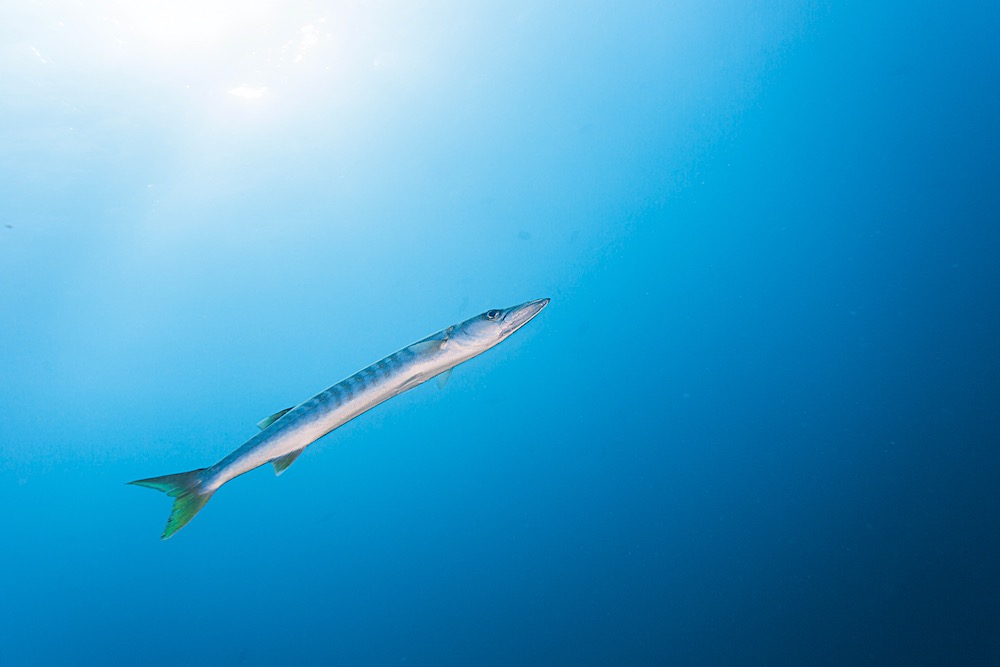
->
xmin=130 ymin=298 xmax=549 ymax=539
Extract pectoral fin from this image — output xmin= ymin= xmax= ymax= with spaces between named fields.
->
xmin=272 ymin=448 xmax=306 ymax=476
xmin=408 ymin=339 xmax=446 ymax=355
xmin=256 ymin=407 xmax=293 ymax=430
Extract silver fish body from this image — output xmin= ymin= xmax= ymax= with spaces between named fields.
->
xmin=130 ymin=298 xmax=549 ymax=539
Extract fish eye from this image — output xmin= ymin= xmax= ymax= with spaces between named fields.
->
xmin=486 ymin=309 xmax=501 ymax=320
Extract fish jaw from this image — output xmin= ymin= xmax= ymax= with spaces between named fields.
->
xmin=499 ymin=298 xmax=549 ymax=338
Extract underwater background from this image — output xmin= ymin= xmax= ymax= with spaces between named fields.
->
xmin=1 ymin=1 xmax=997 ymax=665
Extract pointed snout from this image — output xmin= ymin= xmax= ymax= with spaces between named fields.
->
xmin=501 ymin=297 xmax=550 ymax=335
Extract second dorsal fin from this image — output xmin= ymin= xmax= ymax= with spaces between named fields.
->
xmin=256 ymin=407 xmax=293 ymax=430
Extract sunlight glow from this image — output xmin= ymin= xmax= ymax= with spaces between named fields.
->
xmin=291 ymin=24 xmax=321 ymax=63
xmin=87 ymin=1 xmax=335 ymax=111
xmin=29 ymin=46 xmax=50 ymax=64
xmin=12 ymin=0 xmax=411 ymax=137
xmin=104 ymin=1 xmax=239 ymax=55
xmin=229 ymin=85 xmax=268 ymax=100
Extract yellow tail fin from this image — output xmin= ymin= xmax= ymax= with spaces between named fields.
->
xmin=129 ymin=468 xmax=214 ymax=539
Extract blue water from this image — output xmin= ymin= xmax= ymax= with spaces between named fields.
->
xmin=2 ymin=1 xmax=998 ymax=665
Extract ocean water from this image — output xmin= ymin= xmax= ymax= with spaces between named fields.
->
xmin=1 ymin=1 xmax=998 ymax=665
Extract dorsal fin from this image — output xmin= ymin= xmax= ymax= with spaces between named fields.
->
xmin=256 ymin=407 xmax=293 ymax=430
xmin=272 ymin=448 xmax=306 ymax=476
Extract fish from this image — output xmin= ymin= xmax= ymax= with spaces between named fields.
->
xmin=129 ymin=298 xmax=550 ymax=539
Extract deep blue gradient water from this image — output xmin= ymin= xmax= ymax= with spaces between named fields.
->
xmin=1 ymin=1 xmax=998 ymax=665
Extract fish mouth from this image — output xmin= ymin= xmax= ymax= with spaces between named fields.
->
xmin=501 ymin=297 xmax=550 ymax=336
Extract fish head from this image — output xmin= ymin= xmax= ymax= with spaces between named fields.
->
xmin=451 ymin=298 xmax=550 ymax=351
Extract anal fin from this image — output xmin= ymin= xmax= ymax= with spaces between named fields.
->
xmin=436 ymin=368 xmax=453 ymax=389
xmin=272 ymin=448 xmax=306 ymax=476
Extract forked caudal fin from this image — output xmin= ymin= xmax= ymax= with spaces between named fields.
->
xmin=128 ymin=468 xmax=214 ymax=540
